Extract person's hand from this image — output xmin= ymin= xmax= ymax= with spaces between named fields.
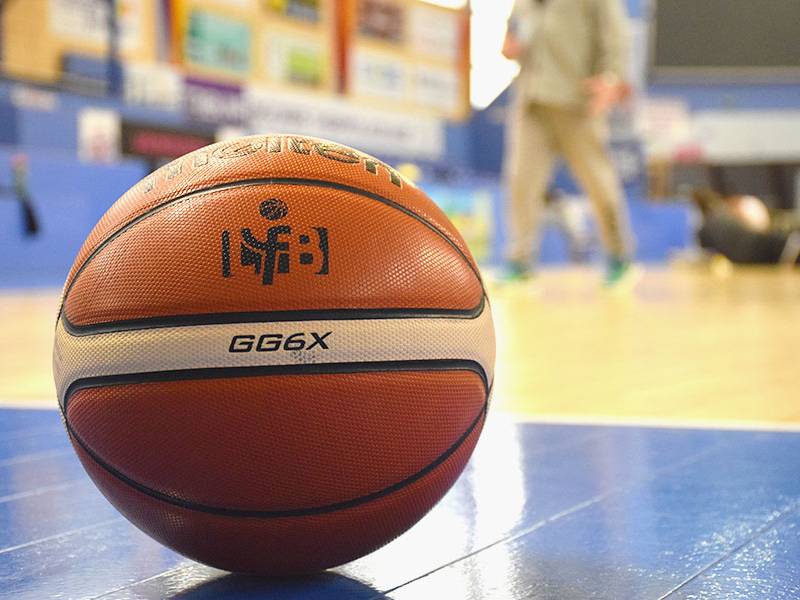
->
xmin=502 ymin=32 xmax=524 ymax=61
xmin=584 ymin=73 xmax=626 ymax=116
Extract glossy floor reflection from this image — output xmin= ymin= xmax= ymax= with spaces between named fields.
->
xmin=1 ymin=408 xmax=799 ymax=599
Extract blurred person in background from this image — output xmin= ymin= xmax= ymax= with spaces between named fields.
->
xmin=0 ymin=154 xmax=39 ymax=237
xmin=501 ymin=0 xmax=635 ymax=286
xmin=692 ymin=189 xmax=800 ymax=267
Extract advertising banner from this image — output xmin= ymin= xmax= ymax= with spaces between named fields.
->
xmin=124 ymin=63 xmax=184 ymax=112
xmin=264 ymin=0 xmax=322 ymax=23
xmin=246 ymin=86 xmax=444 ymax=160
xmin=49 ymin=0 xmax=144 ymax=51
xmin=264 ymin=31 xmax=327 ymax=88
xmin=350 ymin=49 xmax=409 ymax=103
xmin=78 ymin=108 xmax=121 ymax=163
xmin=348 ymin=0 xmax=468 ymax=119
xmin=121 ymin=122 xmax=214 ymax=160
xmin=357 ymin=0 xmax=404 ymax=43
xmin=412 ymin=65 xmax=460 ymax=114
xmin=408 ymin=3 xmax=459 ymax=62
xmin=184 ymin=77 xmax=245 ymax=124
xmin=184 ymin=9 xmax=252 ymax=76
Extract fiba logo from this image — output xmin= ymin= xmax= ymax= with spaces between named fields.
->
xmin=220 ymin=199 xmax=330 ymax=285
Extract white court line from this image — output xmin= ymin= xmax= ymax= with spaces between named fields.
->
xmin=505 ymin=412 xmax=800 ymax=433
xmin=0 ymin=399 xmax=58 ymax=410
xmin=0 ymin=448 xmax=72 ymax=468
xmin=0 ymin=517 xmax=122 ymax=556
xmin=0 ymin=479 xmax=85 ymax=505
xmin=4 ymin=400 xmax=799 ymax=432
xmin=0 ymin=287 xmax=60 ymax=296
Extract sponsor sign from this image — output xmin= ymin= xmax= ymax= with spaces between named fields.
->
xmin=78 ymin=108 xmax=121 ymax=163
xmin=264 ymin=32 xmax=326 ymax=88
xmin=49 ymin=0 xmax=143 ymax=51
xmin=184 ymin=9 xmax=251 ymax=75
xmin=124 ymin=63 xmax=184 ymax=111
xmin=246 ymin=87 xmax=443 ymax=160
xmin=121 ymin=122 xmax=213 ymax=159
xmin=184 ymin=77 xmax=245 ymax=125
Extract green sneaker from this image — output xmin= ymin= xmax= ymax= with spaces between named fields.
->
xmin=503 ymin=261 xmax=533 ymax=282
xmin=604 ymin=257 xmax=639 ymax=289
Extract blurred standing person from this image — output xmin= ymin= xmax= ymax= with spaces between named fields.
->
xmin=12 ymin=154 xmax=39 ymax=236
xmin=0 ymin=154 xmax=39 ymax=236
xmin=502 ymin=0 xmax=635 ymax=286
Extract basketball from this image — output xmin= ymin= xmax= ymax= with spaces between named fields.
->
xmin=51 ymin=134 xmax=495 ymax=575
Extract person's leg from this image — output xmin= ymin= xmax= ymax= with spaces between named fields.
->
xmin=503 ymin=99 xmax=556 ymax=277
xmin=544 ymin=106 xmax=634 ymax=281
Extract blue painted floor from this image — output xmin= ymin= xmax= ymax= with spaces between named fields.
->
xmin=1 ymin=407 xmax=800 ymax=599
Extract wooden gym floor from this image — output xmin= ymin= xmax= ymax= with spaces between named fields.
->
xmin=1 ymin=265 xmax=799 ymax=598
xmin=4 ymin=265 xmax=797 ymax=426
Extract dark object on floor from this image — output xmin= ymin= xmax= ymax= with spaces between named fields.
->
xmin=692 ymin=188 xmax=799 ymax=265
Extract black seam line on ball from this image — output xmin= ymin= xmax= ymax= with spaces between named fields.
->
xmin=66 ymin=400 xmax=487 ymax=519
xmin=62 ymin=359 xmax=489 ymax=411
xmin=62 ymin=295 xmax=487 ymax=336
xmin=57 ymin=177 xmax=485 ymax=324
xmin=63 ymin=367 xmax=489 ymax=519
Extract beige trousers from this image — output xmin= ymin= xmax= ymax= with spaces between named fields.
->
xmin=504 ymin=101 xmax=633 ymax=265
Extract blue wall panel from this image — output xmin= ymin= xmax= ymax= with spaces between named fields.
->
xmin=649 ymin=83 xmax=800 ymax=111
xmin=0 ymin=148 xmax=147 ymax=287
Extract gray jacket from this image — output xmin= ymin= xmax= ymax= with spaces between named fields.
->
xmin=509 ymin=0 xmax=631 ymax=108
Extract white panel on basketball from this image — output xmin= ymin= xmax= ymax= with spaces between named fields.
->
xmin=53 ymin=304 xmax=495 ymax=404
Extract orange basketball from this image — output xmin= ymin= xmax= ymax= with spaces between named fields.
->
xmin=52 ymin=134 xmax=495 ymax=575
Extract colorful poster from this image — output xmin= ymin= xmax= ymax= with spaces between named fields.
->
xmin=246 ymin=86 xmax=444 ymax=160
xmin=358 ymin=0 xmax=404 ymax=43
xmin=263 ymin=0 xmax=321 ymax=23
xmin=120 ymin=123 xmax=213 ymax=159
xmin=349 ymin=0 xmax=466 ymax=117
xmin=413 ymin=65 xmax=459 ymax=113
xmin=264 ymin=32 xmax=326 ymax=88
xmin=78 ymin=108 xmax=121 ymax=163
xmin=217 ymin=0 xmax=256 ymax=7
xmin=49 ymin=0 xmax=143 ymax=51
xmin=124 ymin=63 xmax=183 ymax=111
xmin=184 ymin=10 xmax=251 ymax=75
xmin=351 ymin=49 xmax=408 ymax=102
xmin=184 ymin=77 xmax=245 ymax=124
xmin=409 ymin=3 xmax=459 ymax=63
